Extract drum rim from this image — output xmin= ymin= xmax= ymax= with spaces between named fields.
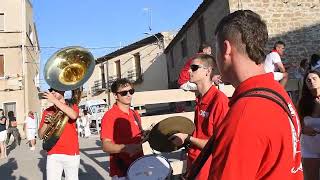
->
xmin=127 ymin=154 xmax=173 ymax=178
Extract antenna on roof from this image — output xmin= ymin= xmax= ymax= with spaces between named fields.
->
xmin=143 ymin=7 xmax=152 ymax=32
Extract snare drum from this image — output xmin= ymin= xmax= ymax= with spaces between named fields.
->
xmin=127 ymin=155 xmax=172 ymax=180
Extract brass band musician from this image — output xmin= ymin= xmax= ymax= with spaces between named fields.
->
xmin=38 ymin=88 xmax=80 ymax=180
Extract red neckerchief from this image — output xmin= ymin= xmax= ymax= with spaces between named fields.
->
xmin=271 ymin=49 xmax=278 ymax=54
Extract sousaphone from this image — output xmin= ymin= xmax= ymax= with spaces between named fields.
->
xmin=41 ymin=46 xmax=95 ymax=150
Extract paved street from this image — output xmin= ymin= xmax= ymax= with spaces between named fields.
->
xmin=0 ymin=135 xmax=111 ymax=180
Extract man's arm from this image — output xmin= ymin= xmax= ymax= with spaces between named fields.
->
xmin=43 ymin=92 xmax=78 ymax=120
xmin=102 ymin=138 xmax=142 ymax=157
xmin=178 ymin=58 xmax=193 ymax=86
xmin=169 ymin=133 xmax=208 ymax=149
xmin=275 ymin=62 xmax=286 ymax=73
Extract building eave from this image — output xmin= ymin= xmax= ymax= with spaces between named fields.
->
xmin=96 ymin=32 xmax=164 ymax=64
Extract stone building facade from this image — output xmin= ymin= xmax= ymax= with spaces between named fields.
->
xmin=165 ymin=0 xmax=320 ymax=87
xmin=84 ymin=32 xmax=174 ymax=106
xmin=0 ymin=0 xmax=41 ymax=134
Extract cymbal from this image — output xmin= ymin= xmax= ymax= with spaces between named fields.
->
xmin=148 ymin=116 xmax=195 ymax=152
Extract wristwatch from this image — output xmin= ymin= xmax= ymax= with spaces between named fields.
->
xmin=183 ymin=134 xmax=192 ymax=148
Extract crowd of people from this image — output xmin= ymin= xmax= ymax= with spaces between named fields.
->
xmin=1 ymin=9 xmax=320 ymax=180
xmin=0 ymin=109 xmax=36 ymax=159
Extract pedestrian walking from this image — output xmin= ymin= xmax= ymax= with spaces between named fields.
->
xmin=24 ymin=111 xmax=37 ymax=151
xmin=6 ymin=111 xmax=21 ymax=147
xmin=0 ymin=109 xmax=7 ymax=159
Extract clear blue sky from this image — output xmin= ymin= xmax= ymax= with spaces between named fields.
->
xmin=32 ymin=0 xmax=203 ymax=90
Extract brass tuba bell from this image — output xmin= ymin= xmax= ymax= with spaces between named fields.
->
xmin=42 ymin=46 xmax=95 ymax=151
xmin=44 ymin=46 xmax=95 ymax=91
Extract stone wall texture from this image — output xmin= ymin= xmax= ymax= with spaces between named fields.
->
xmin=166 ymin=0 xmax=320 ymax=85
xmin=231 ymin=0 xmax=320 ymax=66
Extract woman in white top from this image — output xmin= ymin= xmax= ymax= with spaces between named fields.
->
xmin=298 ymin=70 xmax=320 ymax=180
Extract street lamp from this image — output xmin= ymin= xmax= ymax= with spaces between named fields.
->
xmin=143 ymin=32 xmax=164 ymax=50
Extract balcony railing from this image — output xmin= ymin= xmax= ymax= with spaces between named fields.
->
xmin=127 ymin=70 xmax=143 ymax=83
xmin=91 ymin=76 xmax=117 ymax=95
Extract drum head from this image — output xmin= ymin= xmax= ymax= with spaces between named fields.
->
xmin=127 ymin=155 xmax=171 ymax=180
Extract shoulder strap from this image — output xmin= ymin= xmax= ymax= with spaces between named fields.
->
xmin=231 ymin=87 xmax=294 ymax=121
xmin=131 ymin=109 xmax=143 ymax=133
xmin=183 ymin=87 xmax=295 ymax=180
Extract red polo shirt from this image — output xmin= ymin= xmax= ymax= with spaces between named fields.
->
xmin=100 ymin=104 xmax=143 ymax=177
xmin=39 ymin=104 xmax=80 ymax=155
xmin=209 ymin=73 xmax=303 ymax=180
xmin=188 ymin=85 xmax=229 ymax=180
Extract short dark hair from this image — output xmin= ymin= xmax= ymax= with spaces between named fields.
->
xmin=8 ymin=111 xmax=14 ymax=118
xmin=215 ymin=10 xmax=268 ymax=65
xmin=0 ymin=109 xmax=3 ymax=116
xmin=198 ymin=42 xmax=211 ymax=53
xmin=111 ymin=78 xmax=133 ymax=93
xmin=194 ymin=54 xmax=218 ymax=78
xmin=273 ymin=41 xmax=285 ymax=49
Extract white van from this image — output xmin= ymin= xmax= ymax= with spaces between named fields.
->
xmin=78 ymin=99 xmax=108 ymax=133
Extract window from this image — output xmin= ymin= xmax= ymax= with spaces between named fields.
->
xmin=34 ymin=71 xmax=39 ymax=88
xmin=0 ymin=55 xmax=4 ymax=77
xmin=4 ymin=102 xmax=16 ymax=118
xmin=0 ymin=13 xmax=4 ymax=31
xmin=115 ymin=60 xmax=121 ymax=79
xmin=100 ymin=64 xmax=106 ymax=88
xmin=28 ymin=24 xmax=34 ymax=44
xmin=181 ymin=38 xmax=188 ymax=58
xmin=134 ymin=53 xmax=141 ymax=78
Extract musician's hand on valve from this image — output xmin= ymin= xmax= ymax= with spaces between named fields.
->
xmin=169 ymin=133 xmax=188 ymax=146
xmin=122 ymin=144 xmax=142 ymax=157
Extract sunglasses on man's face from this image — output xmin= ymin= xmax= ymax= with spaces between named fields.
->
xmin=116 ymin=89 xmax=135 ymax=96
xmin=190 ymin=64 xmax=207 ymax=72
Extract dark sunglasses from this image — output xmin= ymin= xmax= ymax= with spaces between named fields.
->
xmin=190 ymin=64 xmax=207 ymax=72
xmin=116 ymin=89 xmax=135 ymax=96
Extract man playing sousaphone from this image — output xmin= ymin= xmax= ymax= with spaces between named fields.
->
xmin=38 ymin=46 xmax=94 ymax=180
xmin=38 ymin=88 xmax=80 ymax=180
xmin=101 ymin=78 xmax=144 ymax=179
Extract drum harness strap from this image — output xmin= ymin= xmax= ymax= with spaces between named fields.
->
xmin=132 ymin=110 xmax=151 ymax=143
xmin=183 ymin=87 xmax=296 ymax=180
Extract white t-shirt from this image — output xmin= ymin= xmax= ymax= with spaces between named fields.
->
xmin=264 ymin=51 xmax=282 ymax=73
xmin=25 ymin=116 xmax=37 ymax=129
xmin=301 ymin=116 xmax=320 ymax=158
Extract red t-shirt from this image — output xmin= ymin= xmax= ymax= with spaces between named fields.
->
xmin=188 ymin=85 xmax=229 ymax=180
xmin=39 ymin=104 xmax=80 ymax=155
xmin=209 ymin=73 xmax=303 ymax=180
xmin=100 ymin=104 xmax=143 ymax=177
xmin=178 ymin=53 xmax=203 ymax=86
